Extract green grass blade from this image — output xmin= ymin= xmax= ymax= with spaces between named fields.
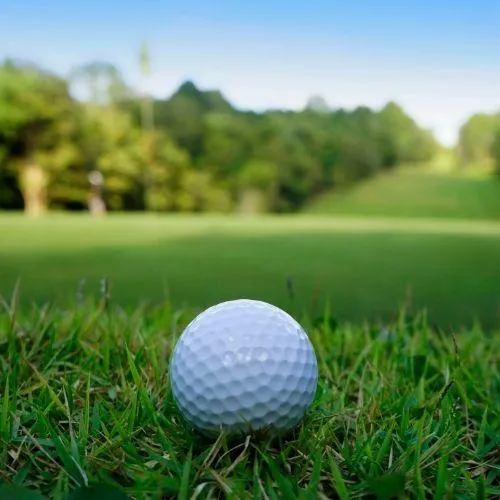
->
xmin=329 ymin=458 xmax=349 ymax=500
xmin=178 ymin=448 xmax=193 ymax=500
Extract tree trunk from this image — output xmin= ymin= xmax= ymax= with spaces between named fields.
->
xmin=238 ymin=188 xmax=267 ymax=214
xmin=19 ymin=163 xmax=48 ymax=216
xmin=88 ymin=170 xmax=107 ymax=216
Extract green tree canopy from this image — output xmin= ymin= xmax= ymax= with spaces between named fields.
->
xmin=0 ymin=59 xmax=80 ymax=213
xmin=457 ymin=112 xmax=500 ymax=167
xmin=0 ymin=60 xmax=440 ymax=213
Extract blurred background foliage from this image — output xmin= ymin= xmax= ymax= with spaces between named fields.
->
xmin=2 ymin=52 xmax=500 ymax=217
xmin=0 ymin=54 xmax=450 ymax=216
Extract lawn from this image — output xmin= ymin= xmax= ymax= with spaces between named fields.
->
xmin=0 ymin=305 xmax=500 ymax=500
xmin=1 ymin=213 xmax=500 ymax=499
xmin=0 ymin=302 xmax=499 ymax=499
xmin=1 ymin=214 xmax=500 ymax=328
xmin=306 ymin=168 xmax=500 ymax=220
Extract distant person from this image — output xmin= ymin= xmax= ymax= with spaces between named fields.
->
xmin=88 ymin=170 xmax=106 ymax=216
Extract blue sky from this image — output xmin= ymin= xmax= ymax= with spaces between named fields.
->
xmin=2 ymin=0 xmax=500 ymax=145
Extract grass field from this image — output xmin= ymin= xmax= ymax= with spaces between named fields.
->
xmin=0 ymin=302 xmax=499 ymax=499
xmin=1 ymin=206 xmax=500 ymax=498
xmin=306 ymin=168 xmax=500 ymax=220
xmin=1 ymin=214 xmax=499 ymax=328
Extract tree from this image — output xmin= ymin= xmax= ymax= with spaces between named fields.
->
xmin=257 ymin=120 xmax=323 ymax=211
xmin=142 ymin=133 xmax=192 ymax=211
xmin=377 ymin=101 xmax=437 ymax=166
xmin=68 ymin=61 xmax=143 ymax=211
xmin=237 ymin=159 xmax=278 ymax=213
xmin=176 ymin=170 xmax=232 ymax=212
xmin=201 ymin=112 xmax=252 ymax=178
xmin=0 ymin=63 xmax=440 ymax=214
xmin=68 ymin=61 xmax=131 ymax=105
xmin=457 ymin=113 xmax=500 ymax=168
xmin=137 ymin=41 xmax=158 ymax=211
xmin=0 ymin=59 xmax=80 ymax=214
xmin=77 ymin=104 xmax=144 ymax=210
xmin=305 ymin=95 xmax=330 ymax=113
xmin=491 ymin=129 xmax=500 ymax=176
xmin=153 ymin=81 xmax=233 ymax=162
xmin=138 ymin=41 xmax=154 ymax=131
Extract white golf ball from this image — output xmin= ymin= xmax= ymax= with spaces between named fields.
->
xmin=170 ymin=299 xmax=318 ymax=434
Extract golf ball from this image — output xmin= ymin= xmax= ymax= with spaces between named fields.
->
xmin=170 ymin=299 xmax=318 ymax=434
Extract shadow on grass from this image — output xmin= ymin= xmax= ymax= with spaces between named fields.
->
xmin=1 ymin=228 xmax=499 ymax=329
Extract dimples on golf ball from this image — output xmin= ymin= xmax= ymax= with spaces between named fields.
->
xmin=170 ymin=299 xmax=318 ymax=434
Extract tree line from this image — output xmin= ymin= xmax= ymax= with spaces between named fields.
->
xmin=0 ymin=58 xmax=440 ymax=215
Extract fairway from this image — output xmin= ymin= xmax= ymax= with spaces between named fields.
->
xmin=1 ymin=214 xmax=499 ymax=328
xmin=306 ymin=168 xmax=500 ymax=220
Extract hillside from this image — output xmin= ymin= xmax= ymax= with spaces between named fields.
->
xmin=305 ymin=167 xmax=500 ymax=220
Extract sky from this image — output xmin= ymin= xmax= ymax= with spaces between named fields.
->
xmin=1 ymin=0 xmax=500 ymax=146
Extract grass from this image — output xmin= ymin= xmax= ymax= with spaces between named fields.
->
xmin=1 ymin=184 xmax=500 ymax=498
xmin=0 ymin=299 xmax=499 ymax=499
xmin=306 ymin=168 xmax=500 ymax=220
xmin=1 ymin=214 xmax=500 ymax=328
